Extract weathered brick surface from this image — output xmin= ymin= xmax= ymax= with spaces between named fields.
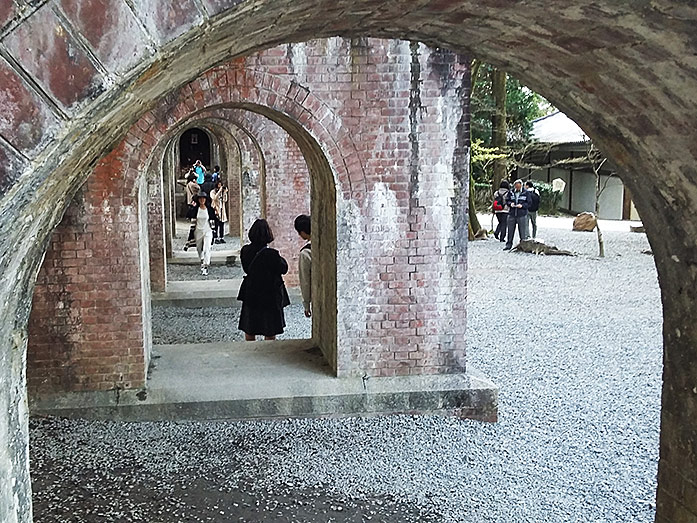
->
xmin=58 ymin=0 xmax=152 ymax=74
xmin=27 ymin=141 xmax=147 ymax=394
xmin=0 ymin=139 xmax=28 ymax=194
xmin=29 ymin=38 xmax=469 ymax=393
xmin=131 ymin=0 xmax=203 ymax=45
xmin=3 ymin=5 xmax=104 ymax=112
xmin=3 ymin=3 xmax=697 ymax=522
xmin=0 ymin=56 xmax=59 ymax=157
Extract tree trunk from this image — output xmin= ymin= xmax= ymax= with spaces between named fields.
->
xmin=491 ymin=68 xmax=507 ymax=190
xmin=468 ymin=171 xmax=482 ymax=235
xmin=594 ymin=171 xmax=605 ymax=257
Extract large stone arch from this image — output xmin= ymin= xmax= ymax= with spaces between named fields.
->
xmin=0 ymin=4 xmax=696 ymax=522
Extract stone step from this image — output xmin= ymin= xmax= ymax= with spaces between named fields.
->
xmin=168 ymin=250 xmax=239 ymax=266
xmin=29 ymin=341 xmax=498 ymax=423
xmin=151 ymin=280 xmax=302 ymax=308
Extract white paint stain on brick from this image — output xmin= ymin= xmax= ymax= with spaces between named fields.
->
xmin=290 ymin=42 xmax=307 ymax=80
xmin=368 ymin=182 xmax=400 ymax=244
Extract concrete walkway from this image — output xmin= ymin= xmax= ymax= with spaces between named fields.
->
xmin=30 ymin=341 xmax=497 ymax=423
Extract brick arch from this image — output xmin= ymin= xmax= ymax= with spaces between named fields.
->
xmin=129 ymin=63 xmax=366 ymax=201
xmin=87 ymin=87 xmax=340 ymax=370
xmin=146 ymin=110 xmax=313 ymax=291
xmin=1 ymin=5 xmax=697 ymax=521
xmin=144 ymin=116 xmax=248 ymax=291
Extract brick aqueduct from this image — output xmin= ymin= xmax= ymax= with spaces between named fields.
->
xmin=0 ymin=2 xmax=696 ymax=521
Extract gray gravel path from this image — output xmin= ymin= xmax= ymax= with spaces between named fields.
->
xmin=30 ymin=219 xmax=662 ymax=522
xmin=152 ymin=303 xmax=312 ymax=344
xmin=166 ymin=263 xmax=243 ymax=282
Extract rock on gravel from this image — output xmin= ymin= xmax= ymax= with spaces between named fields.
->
xmin=30 ymin=221 xmax=662 ymax=522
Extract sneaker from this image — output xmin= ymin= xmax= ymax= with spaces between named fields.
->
xmin=503 ymin=246 xmax=512 ymax=251
xmin=219 ymin=239 xmax=226 ymax=244
xmin=201 ymin=266 xmax=208 ymax=276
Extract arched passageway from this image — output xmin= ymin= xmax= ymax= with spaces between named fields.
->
xmin=1 ymin=3 xmax=697 ymax=521
xmin=178 ymin=127 xmax=212 ymax=170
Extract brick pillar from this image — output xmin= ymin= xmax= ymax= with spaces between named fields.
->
xmin=27 ymin=141 xmax=148 ymax=394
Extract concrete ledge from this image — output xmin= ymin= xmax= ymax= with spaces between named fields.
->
xmin=168 ymin=250 xmax=239 ymax=266
xmin=151 ymin=280 xmax=303 ymax=308
xmin=30 ymin=341 xmax=498 ymax=423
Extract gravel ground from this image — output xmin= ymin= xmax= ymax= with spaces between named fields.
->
xmin=30 ymin=217 xmax=662 ymax=522
xmin=152 ymin=303 xmax=312 ymax=344
xmin=171 ymin=229 xmax=241 ymax=253
xmin=166 ymin=263 xmax=243 ymax=282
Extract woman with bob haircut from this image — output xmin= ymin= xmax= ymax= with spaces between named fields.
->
xmin=237 ymin=219 xmax=290 ymax=340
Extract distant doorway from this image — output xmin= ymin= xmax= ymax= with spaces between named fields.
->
xmin=179 ymin=128 xmax=211 ymax=169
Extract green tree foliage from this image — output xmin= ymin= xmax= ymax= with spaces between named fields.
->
xmin=470 ymin=63 xmax=553 ymax=182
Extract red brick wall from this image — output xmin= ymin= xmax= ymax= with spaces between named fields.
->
xmin=27 ymin=37 xmax=470 ymax=392
xmin=27 ymin=141 xmax=148 ymax=394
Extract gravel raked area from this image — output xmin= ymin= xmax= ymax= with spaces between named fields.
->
xmin=166 ymin=263 xmax=243 ymax=282
xmin=30 ymin=216 xmax=663 ymax=522
xmin=152 ymin=303 xmax=312 ymax=344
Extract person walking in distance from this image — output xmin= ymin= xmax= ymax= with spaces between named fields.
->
xmin=211 ymin=165 xmax=222 ymax=184
xmin=525 ymin=180 xmax=541 ymax=239
xmin=211 ymin=181 xmax=228 ymax=244
xmin=237 ymin=219 xmax=291 ymax=341
xmin=492 ymin=180 xmax=510 ymax=243
xmin=186 ymin=192 xmax=216 ymax=276
xmin=193 ymin=160 xmax=206 ymax=185
xmin=294 ymin=214 xmax=312 ymax=318
xmin=504 ymin=179 xmax=530 ymax=250
xmin=185 ymin=171 xmax=199 ymax=205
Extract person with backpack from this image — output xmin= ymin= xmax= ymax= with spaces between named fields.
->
xmin=492 ymin=180 xmax=510 ymax=242
xmin=525 ymin=180 xmax=541 ymax=239
xmin=237 ymin=219 xmax=290 ymax=341
xmin=294 ymin=214 xmax=312 ymax=318
xmin=211 ymin=165 xmax=222 ymax=184
xmin=504 ymin=179 xmax=530 ymax=250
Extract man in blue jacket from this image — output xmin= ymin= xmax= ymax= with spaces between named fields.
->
xmin=504 ymin=179 xmax=529 ymax=250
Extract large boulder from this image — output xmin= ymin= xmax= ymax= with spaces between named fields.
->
xmin=573 ymin=212 xmax=597 ymax=232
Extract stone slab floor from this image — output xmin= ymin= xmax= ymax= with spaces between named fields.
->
xmin=29 ymin=215 xmax=661 ymax=522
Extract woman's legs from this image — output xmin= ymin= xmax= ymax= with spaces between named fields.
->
xmin=202 ymin=233 xmax=212 ymax=266
xmin=195 ymin=233 xmax=204 ymax=262
xmin=496 ymin=213 xmax=507 ymax=242
xmin=216 ymin=220 xmax=225 ymax=242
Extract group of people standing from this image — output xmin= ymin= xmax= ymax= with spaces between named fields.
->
xmin=493 ymin=178 xmax=541 ymax=250
xmin=179 ymin=162 xmax=312 ymax=341
xmin=237 ymin=215 xmax=312 ymax=341
xmin=182 ymin=161 xmax=229 ymax=275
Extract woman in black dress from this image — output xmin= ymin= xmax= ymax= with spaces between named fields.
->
xmin=238 ymin=219 xmax=290 ymax=340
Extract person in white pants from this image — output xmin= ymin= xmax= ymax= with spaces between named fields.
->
xmin=187 ymin=192 xmax=216 ymax=276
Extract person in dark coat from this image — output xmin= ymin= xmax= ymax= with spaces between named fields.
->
xmin=237 ymin=219 xmax=290 ymax=340
xmin=492 ymin=180 xmax=510 ymax=242
xmin=200 ymin=173 xmax=215 ymax=207
xmin=525 ymin=180 xmax=541 ymax=239
xmin=504 ymin=179 xmax=530 ymax=250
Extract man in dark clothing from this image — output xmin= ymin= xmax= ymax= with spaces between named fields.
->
xmin=200 ymin=173 xmax=215 ymax=208
xmin=504 ymin=179 xmax=529 ymax=250
xmin=525 ymin=180 xmax=541 ymax=239
xmin=211 ymin=165 xmax=222 ymax=184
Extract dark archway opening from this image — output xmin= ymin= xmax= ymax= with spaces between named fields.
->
xmin=179 ymin=128 xmax=212 ymax=171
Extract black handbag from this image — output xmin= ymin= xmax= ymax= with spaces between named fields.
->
xmin=236 ymin=247 xmax=266 ymax=302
